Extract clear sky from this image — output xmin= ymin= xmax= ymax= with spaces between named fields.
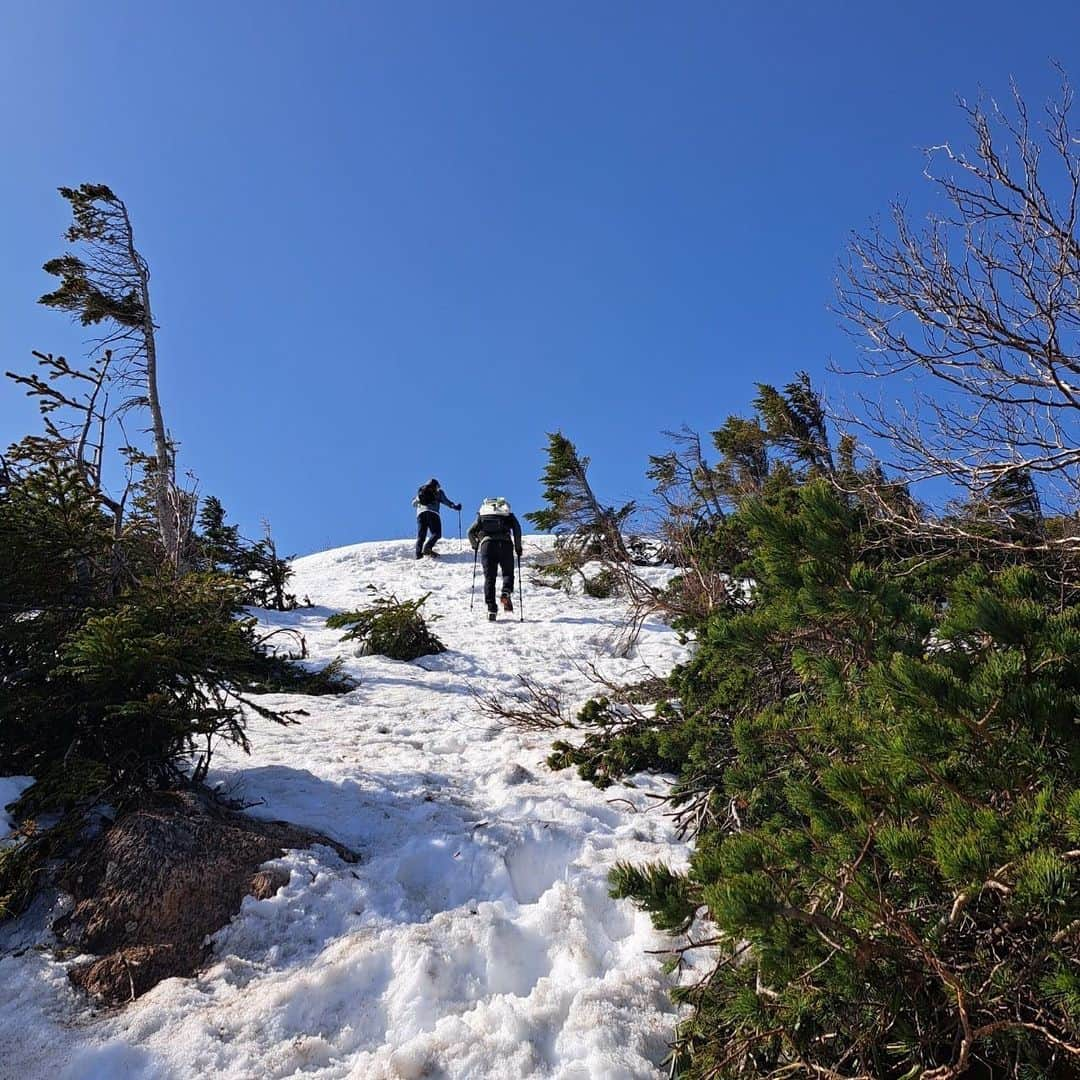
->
xmin=2 ymin=2 xmax=1077 ymax=553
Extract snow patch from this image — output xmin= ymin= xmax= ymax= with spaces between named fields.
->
xmin=0 ymin=776 xmax=34 ymax=843
xmin=0 ymin=536 xmax=690 ymax=1078
xmin=503 ymin=822 xmax=578 ymax=904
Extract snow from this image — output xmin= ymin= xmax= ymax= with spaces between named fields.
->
xmin=0 ymin=776 xmax=35 ymax=842
xmin=0 ymin=536 xmax=692 ymax=1079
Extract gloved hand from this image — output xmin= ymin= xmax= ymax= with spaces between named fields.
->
xmin=515 ymin=547 xmax=523 ymax=558
xmin=453 ymin=502 xmax=462 ymax=511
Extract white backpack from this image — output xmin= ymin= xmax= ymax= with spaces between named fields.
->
xmin=478 ymin=497 xmax=511 ymax=516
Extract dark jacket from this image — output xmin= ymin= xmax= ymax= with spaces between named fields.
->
xmin=468 ymin=511 xmax=522 ymax=555
xmin=412 ymin=484 xmax=459 ymax=517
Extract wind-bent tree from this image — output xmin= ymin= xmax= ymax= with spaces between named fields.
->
xmin=39 ymin=184 xmax=183 ymax=566
xmin=838 ymin=72 xmax=1080 ymax=549
xmin=6 ymin=349 xmax=126 ymax=534
xmin=526 ymin=431 xmax=633 ymax=563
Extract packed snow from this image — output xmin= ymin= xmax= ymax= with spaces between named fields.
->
xmin=0 ymin=536 xmax=694 ymax=1079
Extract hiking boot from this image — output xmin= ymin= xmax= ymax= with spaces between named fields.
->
xmin=425 ymin=549 xmax=440 ymax=558
xmin=487 ymin=611 xmax=497 ymax=622
xmin=500 ymin=594 xmax=513 ymax=613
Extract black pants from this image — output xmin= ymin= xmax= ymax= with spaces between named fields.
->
xmin=480 ymin=538 xmax=515 ymax=611
xmin=416 ymin=511 xmax=442 ymax=557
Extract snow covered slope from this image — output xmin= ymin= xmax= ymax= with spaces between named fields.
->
xmin=0 ymin=536 xmax=692 ymax=1080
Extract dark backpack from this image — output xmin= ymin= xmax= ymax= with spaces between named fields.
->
xmin=478 ymin=514 xmax=512 ymax=540
xmin=417 ymin=481 xmax=438 ymax=505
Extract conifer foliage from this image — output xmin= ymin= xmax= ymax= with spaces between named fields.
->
xmin=196 ymin=497 xmax=298 ymax=611
xmin=629 ymin=484 xmax=1080 ymax=1077
xmin=549 ymin=378 xmax=1080 ymax=1076
xmin=38 ymin=184 xmax=185 ymax=566
xmin=327 ymin=588 xmax=446 ymax=661
xmin=562 ymin=74 xmax=1080 ymax=1074
xmin=0 ymin=455 xmax=311 ymax=797
xmin=1 ymin=183 xmax=348 ymax=921
xmin=527 ymin=432 xmax=633 ymax=567
xmin=555 ymin=471 xmax=1080 ymax=1075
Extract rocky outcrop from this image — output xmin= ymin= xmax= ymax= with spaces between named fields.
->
xmin=53 ymin=786 xmax=356 ymax=1004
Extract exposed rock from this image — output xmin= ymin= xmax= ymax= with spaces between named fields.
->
xmin=54 ymin=786 xmax=356 ymax=1004
xmin=250 ymin=867 xmax=291 ymax=900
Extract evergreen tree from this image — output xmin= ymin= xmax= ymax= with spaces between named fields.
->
xmin=1 ymin=187 xmax=347 ymax=921
xmin=39 ymin=184 xmax=183 ymax=566
xmin=0 ymin=455 xmax=315 ymax=794
xmin=526 ymin=432 xmax=636 ymax=592
xmin=645 ymin=375 xmax=857 ymax=621
xmin=964 ymin=467 xmax=1046 ymax=547
xmin=196 ymin=495 xmax=243 ymax=573
xmin=242 ymin=523 xmax=298 ymax=611
xmin=527 ymin=432 xmax=633 ymax=561
xmin=570 ymin=478 xmax=1080 ymax=1077
xmin=327 ymin=589 xmax=445 ymax=660
xmin=194 ymin=500 xmax=297 ymax=611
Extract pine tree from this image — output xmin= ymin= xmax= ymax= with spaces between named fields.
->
xmin=645 ymin=375 xmax=855 ymax=621
xmin=570 ymin=477 xmax=1080 ymax=1077
xmin=527 ymin=432 xmax=632 ymax=552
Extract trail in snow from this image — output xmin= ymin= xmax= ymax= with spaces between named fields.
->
xmin=0 ymin=536 xmax=692 ymax=1080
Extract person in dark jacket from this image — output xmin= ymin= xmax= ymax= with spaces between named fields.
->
xmin=467 ymin=497 xmax=523 ymax=620
xmin=412 ymin=478 xmax=461 ymax=559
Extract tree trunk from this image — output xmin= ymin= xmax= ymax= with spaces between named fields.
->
xmin=121 ymin=200 xmax=179 ymax=567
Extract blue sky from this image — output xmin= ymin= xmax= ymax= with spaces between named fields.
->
xmin=2 ymin=3 xmax=1077 ymax=553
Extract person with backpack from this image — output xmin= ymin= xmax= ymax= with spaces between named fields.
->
xmin=412 ymin=478 xmax=461 ymax=559
xmin=467 ymin=497 xmax=523 ymax=620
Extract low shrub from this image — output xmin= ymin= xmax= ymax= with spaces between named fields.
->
xmin=579 ymin=482 xmax=1080 ymax=1077
xmin=583 ymin=568 xmax=621 ymax=598
xmin=327 ymin=589 xmax=446 ymax=660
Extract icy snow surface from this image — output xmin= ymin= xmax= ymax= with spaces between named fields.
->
xmin=0 ymin=536 xmax=692 ymax=1079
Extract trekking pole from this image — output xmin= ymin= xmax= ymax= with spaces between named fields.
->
xmin=470 ymin=545 xmax=479 ymax=610
xmin=517 ymin=551 xmax=524 ymax=622
xmin=458 ymin=508 xmax=462 ymax=550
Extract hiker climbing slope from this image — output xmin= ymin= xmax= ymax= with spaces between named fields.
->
xmin=468 ymin=498 xmax=523 ymax=621
xmin=412 ymin=478 xmax=461 ymax=559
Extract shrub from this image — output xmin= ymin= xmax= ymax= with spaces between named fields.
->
xmin=1 ymin=449 xmax=357 ymax=793
xmin=327 ymin=589 xmax=446 ymax=660
xmin=5 ymin=572 xmax=305 ymax=791
xmin=588 ymin=481 xmax=1080 ymax=1077
xmin=583 ymin=568 xmax=621 ymax=598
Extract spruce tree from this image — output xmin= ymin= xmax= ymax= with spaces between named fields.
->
xmin=194 ymin=500 xmax=297 ymax=611
xmin=243 ymin=524 xmax=298 ymax=611
xmin=197 ymin=495 xmax=244 ymax=573
xmin=1 ymin=184 xmax=351 ymax=922
xmin=526 ymin=432 xmax=634 ymax=590
xmin=39 ymin=184 xmax=182 ymax=565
